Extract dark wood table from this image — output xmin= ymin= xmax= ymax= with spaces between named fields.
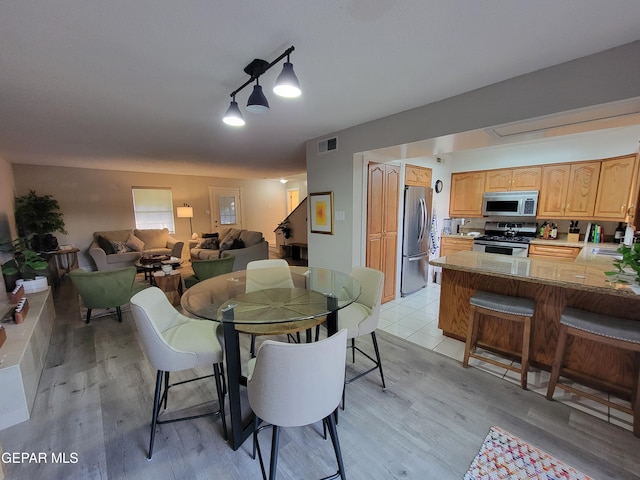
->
xmin=181 ymin=266 xmax=361 ymax=450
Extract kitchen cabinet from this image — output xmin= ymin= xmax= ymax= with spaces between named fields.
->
xmin=593 ymin=154 xmax=638 ymax=221
xmin=366 ymin=162 xmax=400 ymax=303
xmin=484 ymin=167 xmax=541 ymax=192
xmin=449 ymin=171 xmax=486 ymax=217
xmin=405 ymin=165 xmax=432 ymax=187
xmin=528 ymin=244 xmax=581 ymax=261
xmin=440 ymin=236 xmax=474 ymax=257
xmin=538 ymin=162 xmax=600 ymax=218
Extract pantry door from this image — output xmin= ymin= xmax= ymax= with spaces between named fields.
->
xmin=209 ymin=187 xmax=243 ymax=232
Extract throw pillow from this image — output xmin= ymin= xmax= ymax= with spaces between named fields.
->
xmin=126 ymin=233 xmax=145 ymax=252
xmin=110 ymin=240 xmax=131 ymax=254
xmin=230 ymin=238 xmax=245 ymax=250
xmin=202 ymin=232 xmax=219 ymax=239
xmin=196 ymin=237 xmax=219 ymax=250
xmin=218 ymin=233 xmax=235 ymax=251
xmin=97 ymin=235 xmax=115 ymax=255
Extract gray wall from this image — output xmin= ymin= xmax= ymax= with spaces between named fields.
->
xmin=12 ymin=164 xmax=290 ymax=270
xmin=306 ymin=41 xmax=640 ymax=272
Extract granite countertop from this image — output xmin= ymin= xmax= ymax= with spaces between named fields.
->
xmin=429 ymin=248 xmax=635 ymax=298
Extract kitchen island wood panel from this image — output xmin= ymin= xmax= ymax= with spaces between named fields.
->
xmin=431 ymin=251 xmax=640 ymax=394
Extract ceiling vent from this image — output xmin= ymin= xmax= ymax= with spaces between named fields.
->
xmin=318 ymin=137 xmax=338 ymax=154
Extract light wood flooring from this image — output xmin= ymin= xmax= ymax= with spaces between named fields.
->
xmin=1 ymin=276 xmax=639 ymax=479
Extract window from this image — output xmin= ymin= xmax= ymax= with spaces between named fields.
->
xmin=132 ymin=187 xmax=175 ymax=232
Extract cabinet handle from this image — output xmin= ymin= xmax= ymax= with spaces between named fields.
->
xmin=621 ymin=205 xmax=626 ymax=213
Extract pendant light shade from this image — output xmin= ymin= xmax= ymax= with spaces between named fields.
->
xmin=223 ymin=99 xmax=245 ymax=126
xmin=246 ymin=83 xmax=270 ymax=113
xmin=273 ymin=61 xmax=301 ymax=98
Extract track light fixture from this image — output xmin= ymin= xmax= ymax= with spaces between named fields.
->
xmin=223 ymin=45 xmax=301 ymax=127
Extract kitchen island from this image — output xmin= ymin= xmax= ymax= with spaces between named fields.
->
xmin=429 ymin=248 xmax=640 ymax=396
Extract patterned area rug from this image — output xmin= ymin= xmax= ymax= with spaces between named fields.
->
xmin=464 ymin=426 xmax=592 ymax=480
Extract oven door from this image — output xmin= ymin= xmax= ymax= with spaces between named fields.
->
xmin=473 ymin=241 xmax=528 ymax=257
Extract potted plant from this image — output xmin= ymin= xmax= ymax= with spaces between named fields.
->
xmin=605 ymin=243 xmax=640 ymax=284
xmin=1 ymin=238 xmax=49 ymax=291
xmin=14 ymin=190 xmax=67 ymax=251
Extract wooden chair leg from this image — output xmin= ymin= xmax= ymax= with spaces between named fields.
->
xmin=520 ymin=315 xmax=531 ymax=389
xmin=547 ymin=325 xmax=569 ymax=400
xmin=463 ymin=306 xmax=479 ymax=368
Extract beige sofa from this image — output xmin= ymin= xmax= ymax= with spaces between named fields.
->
xmin=89 ymin=228 xmax=184 ymax=271
xmin=189 ymin=228 xmax=268 ymax=271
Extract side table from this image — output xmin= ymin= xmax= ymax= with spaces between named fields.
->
xmin=48 ymin=248 xmax=80 ymax=279
xmin=152 ymin=271 xmax=183 ymax=306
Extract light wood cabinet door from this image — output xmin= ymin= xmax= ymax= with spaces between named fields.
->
xmin=528 ymin=244 xmax=581 ymax=261
xmin=511 ymin=166 xmax=541 ymax=190
xmin=484 ymin=169 xmax=512 ymax=192
xmin=564 ymin=162 xmax=600 ymax=217
xmin=366 ymin=163 xmax=400 ymax=303
xmin=485 ymin=167 xmax=541 ymax=192
xmin=538 ymin=164 xmax=570 ymax=217
xmin=594 ymin=155 xmax=637 ymax=220
xmin=440 ymin=237 xmax=474 ymax=257
xmin=449 ymin=171 xmax=486 ymax=217
xmin=405 ymin=165 xmax=432 ymax=187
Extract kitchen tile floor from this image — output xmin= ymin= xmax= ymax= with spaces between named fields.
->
xmin=379 ymin=281 xmax=634 ymax=433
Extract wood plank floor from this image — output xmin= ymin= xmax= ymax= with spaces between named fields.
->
xmin=2 ymin=277 xmax=639 ymax=480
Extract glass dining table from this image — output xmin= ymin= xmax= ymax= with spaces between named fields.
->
xmin=181 ymin=266 xmax=361 ymax=450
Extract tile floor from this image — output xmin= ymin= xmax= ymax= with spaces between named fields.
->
xmin=379 ymin=280 xmax=634 ymax=433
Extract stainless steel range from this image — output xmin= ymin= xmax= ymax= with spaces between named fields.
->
xmin=472 ymin=222 xmax=537 ymax=257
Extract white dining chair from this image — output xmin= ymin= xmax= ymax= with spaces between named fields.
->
xmin=130 ymin=287 xmax=228 ymax=459
xmin=338 ymin=266 xmax=385 ymax=406
xmin=247 ymin=329 xmax=348 ymax=480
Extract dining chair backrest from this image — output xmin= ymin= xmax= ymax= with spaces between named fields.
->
xmin=349 ymin=266 xmax=384 ymax=335
xmin=245 ymin=259 xmax=294 ymax=293
xmin=130 ymin=287 xmax=199 ymax=372
xmin=248 ymin=329 xmax=348 ymax=428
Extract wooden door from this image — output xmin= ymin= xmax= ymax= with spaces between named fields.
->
xmin=564 ymin=162 xmax=600 ymax=217
xmin=538 ymin=164 xmax=570 ymax=217
xmin=449 ymin=171 xmax=486 ymax=217
xmin=594 ymin=155 xmax=637 ymax=220
xmin=405 ymin=165 xmax=432 ymax=187
xmin=511 ymin=166 xmax=541 ymax=190
xmin=366 ymin=163 xmax=400 ymax=303
xmin=484 ymin=169 xmax=512 ymax=192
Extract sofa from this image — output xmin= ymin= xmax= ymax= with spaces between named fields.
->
xmin=189 ymin=228 xmax=268 ymax=271
xmin=89 ymin=228 xmax=184 ymax=271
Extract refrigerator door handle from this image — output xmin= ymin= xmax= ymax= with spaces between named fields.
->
xmin=408 ymin=255 xmax=427 ymax=262
xmin=417 ymin=197 xmax=427 ymax=242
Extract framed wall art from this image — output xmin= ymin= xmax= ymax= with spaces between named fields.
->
xmin=310 ymin=191 xmax=334 ymax=234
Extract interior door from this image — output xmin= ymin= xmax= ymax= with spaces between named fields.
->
xmin=209 ymin=187 xmax=243 ymax=232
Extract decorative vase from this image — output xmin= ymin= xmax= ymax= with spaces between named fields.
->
xmin=43 ymin=234 xmax=58 ymax=251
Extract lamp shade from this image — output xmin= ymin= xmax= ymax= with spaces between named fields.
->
xmin=246 ymin=84 xmax=270 ymax=113
xmin=273 ymin=62 xmax=301 ymax=98
xmin=176 ymin=206 xmax=194 ymax=218
xmin=223 ymin=100 xmax=245 ymax=126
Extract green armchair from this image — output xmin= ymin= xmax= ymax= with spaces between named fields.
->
xmin=184 ymin=256 xmax=235 ymax=289
xmin=69 ymin=266 xmax=147 ymax=323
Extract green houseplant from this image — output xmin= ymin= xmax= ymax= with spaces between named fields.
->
xmin=14 ymin=190 xmax=67 ymax=251
xmin=605 ymin=243 xmax=640 ymax=284
xmin=1 ymin=237 xmax=49 ymax=291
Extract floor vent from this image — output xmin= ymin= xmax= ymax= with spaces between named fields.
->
xmin=317 ymin=137 xmax=338 ymax=154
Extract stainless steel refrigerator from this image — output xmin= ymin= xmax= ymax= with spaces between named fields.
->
xmin=401 ymin=186 xmax=432 ymax=297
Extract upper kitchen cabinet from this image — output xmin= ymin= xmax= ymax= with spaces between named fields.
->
xmin=538 ymin=162 xmax=600 ymax=218
xmin=449 ymin=171 xmax=486 ymax=217
xmin=405 ymin=165 xmax=432 ymax=187
xmin=484 ymin=167 xmax=541 ymax=192
xmin=593 ymin=154 xmax=638 ymax=221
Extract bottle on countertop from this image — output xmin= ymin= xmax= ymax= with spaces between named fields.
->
xmin=615 ymin=222 xmax=625 ymax=243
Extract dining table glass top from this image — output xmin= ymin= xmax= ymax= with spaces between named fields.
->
xmin=181 ymin=266 xmax=361 ymax=325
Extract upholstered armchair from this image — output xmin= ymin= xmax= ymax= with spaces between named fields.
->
xmin=183 ymin=255 xmax=235 ymax=289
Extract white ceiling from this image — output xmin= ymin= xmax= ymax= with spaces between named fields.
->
xmin=2 ymin=1 xmax=640 ymax=179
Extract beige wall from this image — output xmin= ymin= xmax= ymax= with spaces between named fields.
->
xmin=12 ymin=164 xmax=290 ymax=270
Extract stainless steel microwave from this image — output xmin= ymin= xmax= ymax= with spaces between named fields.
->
xmin=481 ymin=191 xmax=538 ymax=217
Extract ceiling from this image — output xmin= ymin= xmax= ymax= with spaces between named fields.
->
xmin=2 ymin=1 xmax=640 ymax=180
